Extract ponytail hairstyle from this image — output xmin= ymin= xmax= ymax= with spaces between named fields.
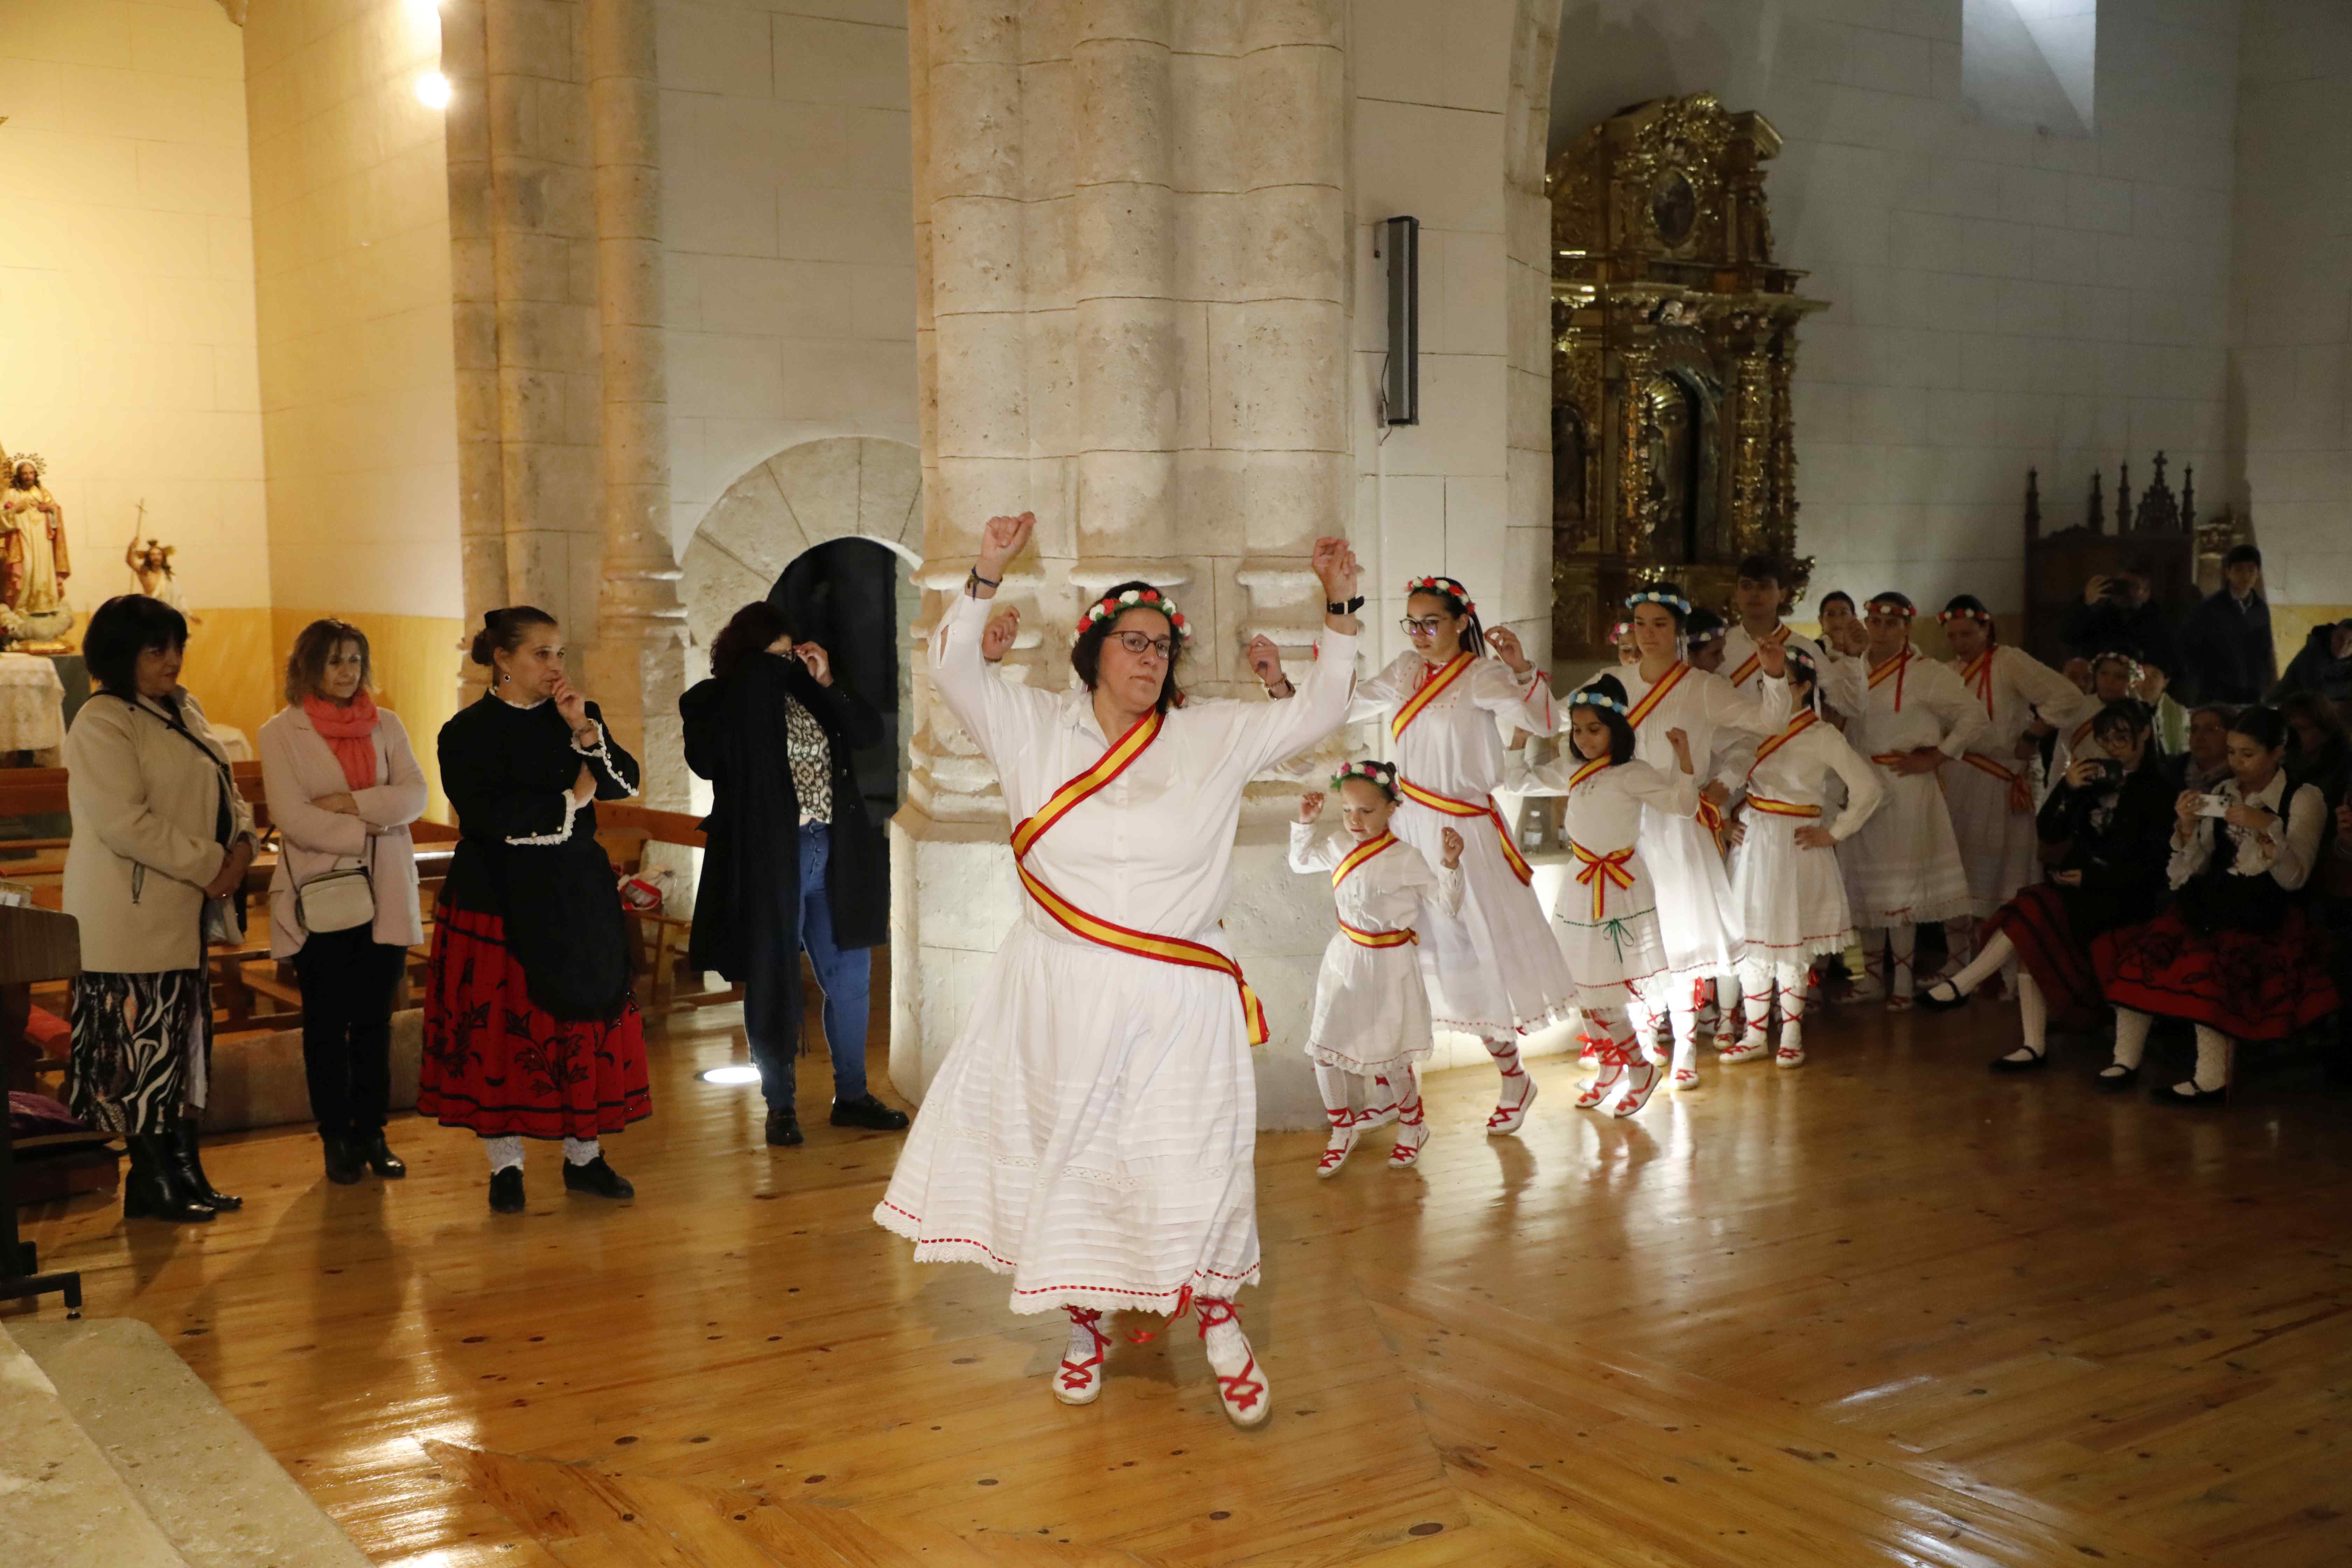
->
xmin=1567 ymin=673 xmax=1638 ymax=764
xmin=2227 ymin=703 xmax=2291 ymax=755
xmin=1403 ymin=575 xmax=1487 ymax=658
xmin=1331 ymin=758 xmax=1400 ymax=802
xmin=470 ymin=606 xmax=558 ymax=676
xmin=1070 ymin=579 xmax=1187 ymax=714
xmin=1784 ymin=646 xmax=1822 ymax=713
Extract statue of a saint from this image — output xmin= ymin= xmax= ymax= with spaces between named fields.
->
xmin=2 ymin=452 xmax=70 ymax=619
xmin=127 ymin=530 xmax=190 ymax=615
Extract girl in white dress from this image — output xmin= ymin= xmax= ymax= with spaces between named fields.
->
xmin=1720 ymin=650 xmax=1887 ymax=1066
xmin=1502 ymin=677 xmax=1699 ymax=1118
xmin=1340 ymin=575 xmax=1572 ymax=1135
xmin=1288 ymin=761 xmax=1464 ymax=1176
xmin=1836 ymin=592 xmax=1989 ymax=1008
xmin=875 ymin=513 xmax=1363 ymax=1430
xmin=1616 ymin=583 xmax=1791 ymax=1089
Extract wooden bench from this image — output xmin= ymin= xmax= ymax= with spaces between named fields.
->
xmin=595 ymin=803 xmax=742 ymax=1014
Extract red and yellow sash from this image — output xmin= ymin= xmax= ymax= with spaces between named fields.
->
xmin=1694 ymin=794 xmax=1728 ymax=852
xmin=1868 ymin=648 xmax=1911 ymax=711
xmin=1338 ymin=917 xmax=1415 ymax=950
xmin=1331 ymin=832 xmax=1397 ymax=890
xmin=1745 ymin=710 xmax=1818 ymax=784
xmin=1959 ymin=649 xmax=1996 ymax=715
xmin=1011 ymin=709 xmax=1270 ymax=1044
xmin=1747 ymin=795 xmax=1821 ymax=819
xmin=1960 ymin=750 xmax=2032 ymax=812
xmin=1625 ymin=661 xmax=1691 ymax=730
xmin=1871 ymin=751 xmax=1911 ymax=771
xmin=1568 ymin=755 xmax=1609 ymax=791
xmin=1391 ymin=651 xmax=1474 ymax=742
xmin=1397 ymin=776 xmax=1533 ymax=885
xmin=1570 ymin=840 xmax=1636 ymax=921
xmin=1726 ymin=624 xmax=1788 ymax=688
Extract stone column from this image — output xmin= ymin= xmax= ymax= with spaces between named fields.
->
xmin=890 ymin=0 xmax=1354 ymax=1127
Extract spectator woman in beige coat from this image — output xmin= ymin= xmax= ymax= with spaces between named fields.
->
xmin=258 ymin=619 xmax=427 ymax=1186
xmin=63 ymin=595 xmax=256 ymax=1224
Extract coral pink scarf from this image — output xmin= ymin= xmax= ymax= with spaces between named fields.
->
xmin=303 ymin=690 xmax=381 ymax=790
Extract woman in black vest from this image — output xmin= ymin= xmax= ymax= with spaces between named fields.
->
xmin=683 ymin=601 xmax=905 ymax=1147
xmin=2091 ymin=706 xmax=2339 ymax=1103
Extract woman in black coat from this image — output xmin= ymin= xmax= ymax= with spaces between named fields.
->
xmin=1919 ymin=700 xmax=2178 ymax=1074
xmin=682 ymin=601 xmax=906 ymax=1147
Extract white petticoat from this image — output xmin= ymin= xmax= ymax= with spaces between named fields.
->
xmin=874 ymin=923 xmax=1259 ymax=1315
xmin=1729 ymin=816 xmax=1858 ymax=961
xmin=1304 ymin=933 xmax=1434 ymax=1078
xmin=1640 ymin=808 xmax=1745 ymax=980
xmin=1942 ymin=758 xmax=2038 ymax=917
xmin=1839 ymin=772 xmax=1973 ymax=926
xmin=1392 ymin=799 xmax=1573 ymax=1044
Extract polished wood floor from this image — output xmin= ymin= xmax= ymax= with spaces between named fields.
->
xmin=12 ymin=994 xmax=2351 ymax=1567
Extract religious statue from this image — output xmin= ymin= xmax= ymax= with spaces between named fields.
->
xmin=126 ymin=502 xmax=191 ymax=616
xmin=1 ymin=451 xmax=72 ymax=650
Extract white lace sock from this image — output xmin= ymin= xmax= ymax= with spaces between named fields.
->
xmin=562 ymin=1136 xmax=601 ymax=1166
xmin=483 ymin=1135 xmax=523 ymax=1173
xmin=2112 ymin=1006 xmax=2154 ymax=1070
xmin=1738 ymin=961 xmax=1773 ymax=1043
xmin=1947 ymin=929 xmax=2018 ymax=996
xmin=2189 ymin=1026 xmax=2231 ymax=1091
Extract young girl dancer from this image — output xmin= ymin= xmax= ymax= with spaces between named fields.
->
xmin=1289 ymin=762 xmax=1464 ymax=1174
xmin=1721 ymin=650 xmax=1886 ymax=1065
xmin=1838 ymin=592 xmax=1986 ymax=1008
xmin=1502 ymin=678 xmax=1698 ymax=1117
xmin=1335 ymin=576 xmax=1573 ymax=1133
xmin=1616 ymin=583 xmax=1791 ymax=1087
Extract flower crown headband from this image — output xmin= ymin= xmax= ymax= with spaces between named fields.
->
xmin=1331 ymin=759 xmax=1399 ymax=796
xmin=1624 ymin=588 xmax=1692 ymax=616
xmin=1686 ymin=620 xmax=1726 ymax=644
xmin=1868 ymin=597 xmax=1916 ymax=620
xmin=1569 ymin=687 xmax=1627 ymax=716
xmin=1079 ymin=586 xmax=1188 ymax=642
xmin=1404 ymin=576 xmax=1476 ymax=616
xmin=1936 ymin=606 xmax=1993 ymax=627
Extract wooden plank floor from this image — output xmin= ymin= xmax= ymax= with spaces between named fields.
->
xmin=11 ymin=993 xmax=2351 ymax=1566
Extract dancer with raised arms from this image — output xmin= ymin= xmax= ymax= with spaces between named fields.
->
xmin=1288 ymin=762 xmax=1463 ymax=1175
xmin=1503 ymin=678 xmax=1699 ymax=1117
xmin=875 ymin=513 xmax=1363 ymax=1430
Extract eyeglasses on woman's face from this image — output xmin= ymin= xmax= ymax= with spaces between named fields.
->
xmin=1400 ymin=616 xmax=1448 ymax=636
xmin=1110 ymin=629 xmax=1174 ymax=661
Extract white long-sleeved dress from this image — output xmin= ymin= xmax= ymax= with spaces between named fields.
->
xmin=1726 ymin=713 xmax=1887 ymax=961
xmin=1502 ymin=751 xmax=1696 ymax=1006
xmin=1348 ymin=652 xmax=1574 ymax=1044
xmin=1836 ymin=645 xmax=1986 ymax=927
xmin=1287 ymin=826 xmax=1463 ymax=1078
xmin=1943 ymin=645 xmax=2098 ymax=916
xmin=1614 ymin=659 xmax=1792 ymax=985
xmin=874 ymin=593 xmax=1357 ymax=1315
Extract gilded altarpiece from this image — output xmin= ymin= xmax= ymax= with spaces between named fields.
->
xmin=1548 ymin=95 xmax=1827 ymax=659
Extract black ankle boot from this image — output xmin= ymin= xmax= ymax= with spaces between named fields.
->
xmin=562 ymin=1155 xmax=634 ymax=1199
xmin=322 ymin=1132 xmax=365 ymax=1185
xmin=168 ymin=1122 xmax=240 ymax=1211
xmin=358 ymin=1129 xmax=406 ymax=1179
xmin=124 ymin=1133 xmax=216 ymax=1223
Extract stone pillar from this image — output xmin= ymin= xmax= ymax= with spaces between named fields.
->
xmin=890 ymin=0 xmax=1354 ymax=1128
xmin=582 ymin=0 xmax=688 ymax=818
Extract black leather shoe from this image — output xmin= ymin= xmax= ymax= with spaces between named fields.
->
xmin=170 ymin=1122 xmax=241 ymax=1210
xmin=2092 ymin=1064 xmax=2140 ymax=1093
xmin=322 ymin=1132 xmax=365 ymax=1186
xmin=764 ymin=1109 xmax=804 ymax=1147
xmin=2152 ymin=1080 xmax=2227 ymax=1107
xmin=1987 ymin=1049 xmax=2047 ymax=1074
xmin=489 ymin=1167 xmax=525 ymax=1213
xmin=358 ymin=1130 xmax=406 ymax=1179
xmin=562 ymin=1156 xmax=635 ymax=1199
xmin=830 ymin=1094 xmax=910 ymax=1132
xmin=1918 ymin=980 xmax=1969 ymax=1013
xmin=124 ymin=1133 xmax=216 ymax=1223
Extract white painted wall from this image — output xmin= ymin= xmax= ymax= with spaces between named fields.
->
xmin=1550 ymin=0 xmax=2240 ymax=623
xmin=2230 ymin=0 xmax=2352 ymax=613
xmin=656 ymin=0 xmax=919 ymax=562
xmin=0 ymin=0 xmax=267 ymax=611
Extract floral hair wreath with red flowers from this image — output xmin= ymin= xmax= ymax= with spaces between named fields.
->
xmin=1078 ymin=586 xmax=1189 ymax=643
xmin=1404 ymin=575 xmax=1476 ymax=617
xmin=1331 ymin=758 xmax=1399 ymax=799
xmin=1936 ymin=606 xmax=1994 ymax=626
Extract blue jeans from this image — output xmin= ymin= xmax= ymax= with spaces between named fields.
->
xmin=743 ymin=823 xmax=871 ymax=1112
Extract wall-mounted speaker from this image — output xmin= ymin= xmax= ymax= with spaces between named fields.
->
xmin=1378 ymin=215 xmax=1419 ymax=426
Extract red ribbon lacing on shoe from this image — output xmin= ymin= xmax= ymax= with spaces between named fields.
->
xmin=1124 ymin=1285 xmax=1194 ymax=1344
xmin=1193 ymin=1297 xmax=1265 ymax=1415
xmin=1059 ymin=1307 xmax=1109 ymax=1391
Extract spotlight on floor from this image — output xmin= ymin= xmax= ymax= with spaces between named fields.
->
xmin=699 ymin=1064 xmax=762 ymax=1086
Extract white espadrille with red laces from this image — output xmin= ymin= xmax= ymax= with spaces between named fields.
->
xmin=1613 ymin=1058 xmax=1662 ymax=1117
xmin=1316 ymin=1107 xmax=1359 ymax=1178
xmin=1485 ymin=1063 xmax=1538 ymax=1135
xmin=1575 ymin=1038 xmax=1623 ymax=1110
xmin=1357 ymin=1076 xmax=1399 ymax=1132
xmin=1054 ymin=1307 xmax=1111 ymax=1406
xmin=1195 ymin=1297 xmax=1269 ymax=1429
xmin=1386 ymin=1078 xmax=1428 ymax=1168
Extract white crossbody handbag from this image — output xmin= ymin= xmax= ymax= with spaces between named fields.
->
xmin=295 ymin=856 xmax=376 ymax=934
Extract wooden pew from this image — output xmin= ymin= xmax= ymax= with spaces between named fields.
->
xmin=595 ymin=803 xmax=741 ymax=1013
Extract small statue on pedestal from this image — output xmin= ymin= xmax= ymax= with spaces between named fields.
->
xmin=1 ymin=452 xmax=72 ymax=652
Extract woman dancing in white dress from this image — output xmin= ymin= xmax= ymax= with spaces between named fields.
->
xmin=1503 ymin=677 xmax=1700 ymax=1117
xmin=1720 ymin=650 xmax=1886 ymax=1065
xmin=1288 ymin=761 xmax=1463 ymax=1175
xmin=875 ymin=513 xmax=1363 ymax=1430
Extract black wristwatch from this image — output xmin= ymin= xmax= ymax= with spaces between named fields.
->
xmin=1326 ymin=595 xmax=1365 ymax=615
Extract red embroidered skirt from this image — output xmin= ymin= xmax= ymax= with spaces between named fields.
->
xmin=420 ymin=903 xmax=652 ymax=1138
xmin=1983 ymin=882 xmax=2104 ymax=1031
xmin=2091 ymin=905 xmax=2340 ymax=1042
